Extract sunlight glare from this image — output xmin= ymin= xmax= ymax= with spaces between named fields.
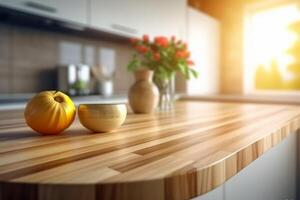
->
xmin=249 ymin=5 xmax=299 ymax=69
xmin=244 ymin=3 xmax=300 ymax=93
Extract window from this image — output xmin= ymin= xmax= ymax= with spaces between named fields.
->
xmin=244 ymin=1 xmax=300 ymax=94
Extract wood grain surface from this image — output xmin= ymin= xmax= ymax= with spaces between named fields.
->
xmin=0 ymin=101 xmax=300 ymax=200
xmin=182 ymin=94 xmax=300 ymax=105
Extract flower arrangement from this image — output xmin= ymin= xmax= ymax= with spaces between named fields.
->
xmin=127 ymin=35 xmax=198 ymax=81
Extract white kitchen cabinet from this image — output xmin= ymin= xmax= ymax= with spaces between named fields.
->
xmin=193 ymin=185 xmax=224 ymax=200
xmin=140 ymin=0 xmax=186 ymax=38
xmin=224 ymin=132 xmax=297 ymax=200
xmin=90 ymin=0 xmax=186 ymax=38
xmin=0 ymin=0 xmax=186 ymax=39
xmin=90 ymin=0 xmax=141 ymax=37
xmin=0 ymin=0 xmax=88 ymax=25
xmin=186 ymin=7 xmax=220 ymax=95
xmin=192 ymin=133 xmax=297 ymax=200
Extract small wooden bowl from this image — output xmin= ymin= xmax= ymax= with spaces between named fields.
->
xmin=78 ymin=104 xmax=127 ymax=133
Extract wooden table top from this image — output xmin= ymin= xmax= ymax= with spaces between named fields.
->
xmin=1 ymin=101 xmax=300 ymax=200
xmin=182 ymin=94 xmax=300 ymax=105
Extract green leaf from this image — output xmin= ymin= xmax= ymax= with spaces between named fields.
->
xmin=190 ymin=68 xmax=199 ymax=79
xmin=178 ymin=63 xmax=186 ymax=75
xmin=161 ymin=50 xmax=168 ymax=58
xmin=127 ymin=58 xmax=140 ymax=71
xmin=156 ymin=66 xmax=171 ymax=81
xmin=177 ymin=62 xmax=191 ymax=79
xmin=185 ymin=67 xmax=191 ymax=79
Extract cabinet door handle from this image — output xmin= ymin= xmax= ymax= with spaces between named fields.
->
xmin=111 ymin=24 xmax=138 ymax=34
xmin=23 ymin=1 xmax=57 ymax=13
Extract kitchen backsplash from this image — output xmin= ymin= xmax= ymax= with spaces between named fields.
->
xmin=0 ymin=22 xmax=134 ymax=94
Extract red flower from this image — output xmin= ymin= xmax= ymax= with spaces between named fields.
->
xmin=175 ymin=50 xmax=190 ymax=59
xmin=187 ymin=60 xmax=195 ymax=66
xmin=136 ymin=45 xmax=148 ymax=54
xmin=154 ymin=36 xmax=169 ymax=48
xmin=154 ymin=53 xmax=160 ymax=61
xmin=130 ymin=37 xmax=139 ymax=44
xmin=142 ymin=34 xmax=149 ymax=43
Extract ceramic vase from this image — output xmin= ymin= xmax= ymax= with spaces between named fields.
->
xmin=128 ymin=70 xmax=159 ymax=113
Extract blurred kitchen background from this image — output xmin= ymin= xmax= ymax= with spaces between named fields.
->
xmin=0 ymin=0 xmax=300 ymax=104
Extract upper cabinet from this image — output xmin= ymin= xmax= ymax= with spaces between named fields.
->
xmin=186 ymin=7 xmax=220 ymax=95
xmin=0 ymin=0 xmax=88 ymax=25
xmin=0 ymin=0 xmax=187 ymax=39
xmin=90 ymin=0 xmax=142 ymax=38
xmin=141 ymin=0 xmax=186 ymax=39
xmin=90 ymin=0 xmax=187 ymax=38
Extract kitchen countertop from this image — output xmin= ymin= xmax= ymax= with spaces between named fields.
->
xmin=0 ymin=94 xmax=128 ymax=110
xmin=0 ymin=93 xmax=183 ymax=110
xmin=0 ymin=101 xmax=300 ymax=200
xmin=182 ymin=94 xmax=300 ymax=105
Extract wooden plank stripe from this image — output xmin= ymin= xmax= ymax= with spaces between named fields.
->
xmin=0 ymin=101 xmax=299 ymax=200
